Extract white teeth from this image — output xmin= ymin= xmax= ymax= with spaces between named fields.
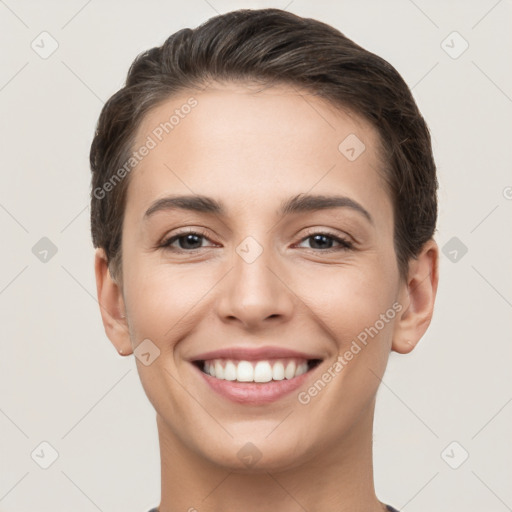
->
xmin=254 ymin=361 xmax=273 ymax=383
xmin=295 ymin=362 xmax=308 ymax=377
xmin=202 ymin=358 xmax=315 ymax=383
xmin=236 ymin=361 xmax=254 ymax=382
xmin=272 ymin=362 xmax=285 ymax=381
xmin=215 ymin=361 xmax=224 ymax=380
xmin=224 ymin=361 xmax=237 ymax=381
xmin=284 ymin=361 xmax=296 ymax=379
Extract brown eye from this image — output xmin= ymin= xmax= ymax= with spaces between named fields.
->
xmin=160 ymin=229 xmax=216 ymax=252
xmin=164 ymin=233 xmax=204 ymax=250
xmin=297 ymin=232 xmax=353 ymax=251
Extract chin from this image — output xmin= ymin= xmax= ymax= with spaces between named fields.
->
xmin=198 ymin=436 xmax=312 ymax=473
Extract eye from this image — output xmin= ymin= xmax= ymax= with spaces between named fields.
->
xmin=296 ymin=232 xmax=353 ymax=252
xmin=159 ymin=229 xmax=354 ymax=253
xmin=159 ymin=229 xmax=216 ymax=252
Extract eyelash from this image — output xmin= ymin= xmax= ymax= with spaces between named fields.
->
xmin=159 ymin=228 xmax=354 ymax=253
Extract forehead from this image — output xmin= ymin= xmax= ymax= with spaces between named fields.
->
xmin=126 ymin=82 xmax=390 ymax=221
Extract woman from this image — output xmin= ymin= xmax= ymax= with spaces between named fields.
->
xmin=90 ymin=8 xmax=439 ymax=512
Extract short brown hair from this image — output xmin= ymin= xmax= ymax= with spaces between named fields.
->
xmin=90 ymin=8 xmax=437 ymax=280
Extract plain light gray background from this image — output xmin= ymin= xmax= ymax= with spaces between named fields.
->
xmin=1 ymin=1 xmax=511 ymax=511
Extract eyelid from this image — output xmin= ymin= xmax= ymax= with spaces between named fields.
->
xmin=158 ymin=227 xmax=217 ymax=250
xmin=299 ymin=226 xmax=352 ymax=240
xmin=158 ymin=226 xmax=355 ymax=253
xmin=294 ymin=228 xmax=354 ymax=250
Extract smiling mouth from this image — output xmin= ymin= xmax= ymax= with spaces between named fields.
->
xmin=193 ymin=358 xmax=323 ymax=383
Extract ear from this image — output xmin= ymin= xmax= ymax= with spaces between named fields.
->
xmin=94 ymin=248 xmax=133 ymax=356
xmin=392 ymin=239 xmax=439 ymax=354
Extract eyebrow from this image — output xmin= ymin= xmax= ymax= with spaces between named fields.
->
xmin=144 ymin=193 xmax=373 ymax=224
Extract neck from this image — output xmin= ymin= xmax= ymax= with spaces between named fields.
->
xmin=156 ymin=401 xmax=385 ymax=512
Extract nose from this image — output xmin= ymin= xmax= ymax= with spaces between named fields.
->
xmin=215 ymin=241 xmax=295 ymax=331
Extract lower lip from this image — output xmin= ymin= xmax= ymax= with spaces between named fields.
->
xmin=192 ymin=362 xmax=320 ymax=405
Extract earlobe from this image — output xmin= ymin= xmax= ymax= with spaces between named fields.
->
xmin=392 ymin=239 xmax=439 ymax=354
xmin=94 ymin=248 xmax=133 ymax=356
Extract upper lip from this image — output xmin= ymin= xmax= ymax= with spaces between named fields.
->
xmin=190 ymin=346 xmax=324 ymax=362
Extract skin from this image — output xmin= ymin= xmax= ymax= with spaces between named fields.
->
xmin=95 ymin=82 xmax=439 ymax=512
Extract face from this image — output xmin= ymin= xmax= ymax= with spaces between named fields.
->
xmin=107 ymin=83 xmax=413 ymax=471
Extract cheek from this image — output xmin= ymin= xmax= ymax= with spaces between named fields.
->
xmin=316 ymin=274 xmax=396 ymax=350
xmin=294 ymin=250 xmax=397 ymax=328
xmin=122 ymin=259 xmax=218 ymax=343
